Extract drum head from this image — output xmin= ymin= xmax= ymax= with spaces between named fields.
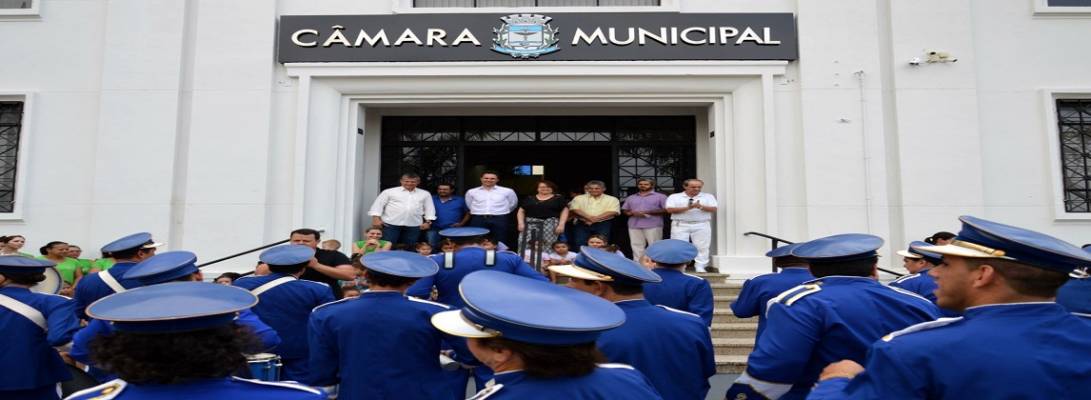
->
xmin=31 ymin=268 xmax=62 ymax=294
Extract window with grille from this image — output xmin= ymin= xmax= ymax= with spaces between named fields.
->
xmin=0 ymin=0 xmax=32 ymax=9
xmin=0 ymin=102 xmax=23 ymax=213
xmin=414 ymin=0 xmax=659 ymax=7
xmin=1056 ymin=99 xmax=1091 ymax=213
xmin=1048 ymin=0 xmax=1091 ymax=6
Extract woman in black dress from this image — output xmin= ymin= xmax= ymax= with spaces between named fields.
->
xmin=516 ymin=180 xmax=569 ymax=256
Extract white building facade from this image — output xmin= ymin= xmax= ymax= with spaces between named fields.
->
xmin=1 ymin=0 xmax=1090 ymax=276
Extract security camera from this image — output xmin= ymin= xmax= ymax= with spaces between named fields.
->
xmin=908 ymin=57 xmax=922 ymax=66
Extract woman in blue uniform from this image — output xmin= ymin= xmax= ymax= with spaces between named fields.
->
xmin=65 ymin=282 xmax=324 ymax=400
xmin=306 ymin=251 xmax=473 ymax=400
xmin=0 ymin=256 xmax=80 ymax=400
xmin=431 ymin=270 xmax=664 ymax=400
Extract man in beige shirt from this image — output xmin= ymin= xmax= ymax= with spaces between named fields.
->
xmin=568 ymin=180 xmax=621 ymax=246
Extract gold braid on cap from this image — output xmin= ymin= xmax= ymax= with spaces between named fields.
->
xmin=461 ymin=312 xmax=502 ymax=337
xmin=566 ymin=264 xmax=614 ymax=281
xmin=950 ymin=240 xmax=1006 ymax=257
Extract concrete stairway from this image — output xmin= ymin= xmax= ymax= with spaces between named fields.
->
xmin=697 ymin=272 xmax=753 ymax=374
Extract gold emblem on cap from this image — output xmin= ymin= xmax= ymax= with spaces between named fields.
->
xmin=950 ymin=240 xmax=1005 ymax=257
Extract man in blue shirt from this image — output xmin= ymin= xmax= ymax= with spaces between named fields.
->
xmin=552 ymin=247 xmax=715 ymax=400
xmin=307 ymin=251 xmax=472 ymax=400
xmin=725 ymin=233 xmax=940 ymax=400
xmin=427 ymin=183 xmax=469 ymax=250
xmin=730 ymin=243 xmax=814 ymax=338
xmin=641 ymin=239 xmax=714 ymax=326
xmin=233 ymin=245 xmax=334 ymax=382
xmin=73 ymin=232 xmax=162 ymax=319
xmin=809 ymin=215 xmax=1091 ymax=399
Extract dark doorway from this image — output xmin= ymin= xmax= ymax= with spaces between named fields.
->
xmin=462 ymin=145 xmax=612 ymax=198
xmin=379 ymin=115 xmax=697 ymax=256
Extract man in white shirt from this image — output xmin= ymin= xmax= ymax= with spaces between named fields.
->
xmin=368 ymin=173 xmax=436 ymax=246
xmin=665 ymin=179 xmax=718 ymax=273
xmin=464 ymin=171 xmax=518 ymax=245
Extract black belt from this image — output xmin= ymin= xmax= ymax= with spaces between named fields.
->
xmin=474 ymin=214 xmax=506 ymax=218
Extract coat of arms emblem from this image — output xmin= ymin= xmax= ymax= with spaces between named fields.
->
xmin=492 ymin=14 xmax=560 ymax=59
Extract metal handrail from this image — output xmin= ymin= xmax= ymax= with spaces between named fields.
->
xmin=742 ymin=231 xmax=904 ymax=278
xmin=196 ymin=229 xmax=326 ymax=270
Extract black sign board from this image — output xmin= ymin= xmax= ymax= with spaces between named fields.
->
xmin=277 ymin=13 xmax=797 ymax=63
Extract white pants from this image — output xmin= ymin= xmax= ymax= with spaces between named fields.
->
xmin=670 ymin=220 xmax=711 ymax=271
xmin=628 ymin=227 xmax=663 ymax=263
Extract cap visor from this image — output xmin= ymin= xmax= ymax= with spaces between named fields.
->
xmin=895 ymin=250 xmax=922 ymax=259
xmin=431 ymin=310 xmax=497 ymax=339
xmin=912 ymin=243 xmax=998 ymax=258
xmin=547 ymin=264 xmax=612 ymax=281
xmin=143 ymin=242 xmax=165 ymax=249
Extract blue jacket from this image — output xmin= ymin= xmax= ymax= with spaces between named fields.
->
xmin=730 ymin=268 xmax=814 ymax=338
xmin=469 ymin=365 xmax=663 ymax=400
xmin=407 ymin=247 xmax=547 ymax=308
xmin=643 ymin=268 xmax=714 ymax=326
xmin=0 ymin=287 xmax=79 ymax=392
xmin=727 ymin=276 xmax=941 ymax=400
xmin=71 ymin=309 xmax=281 ymax=381
xmin=233 ymin=274 xmax=333 ymax=381
xmin=64 ymin=377 xmax=325 ymax=400
xmin=73 ymin=261 xmax=140 ymax=319
xmin=888 ymin=268 xmax=960 ymax=318
xmin=306 ymin=291 xmax=471 ymax=400
xmin=597 ymin=300 xmax=715 ymax=400
xmin=807 ymin=303 xmax=1091 ymax=400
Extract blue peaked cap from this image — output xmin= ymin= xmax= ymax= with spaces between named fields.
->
xmin=791 ymin=233 xmax=883 ymax=263
xmin=87 ymin=282 xmax=257 ymax=333
xmin=951 ymin=215 xmax=1091 ymax=273
xmin=439 ymin=227 xmax=489 ymax=238
xmin=124 ymin=251 xmax=199 ymax=285
xmin=765 ymin=242 xmax=805 ymax=258
xmin=645 ymin=239 xmax=698 ymax=264
xmin=575 ymin=246 xmax=663 ymax=284
xmin=441 ymin=270 xmax=625 ymax=345
xmin=0 ymin=256 xmax=55 ymax=275
xmin=259 ymin=245 xmax=314 ymax=266
xmin=101 ymin=232 xmax=156 ymax=253
xmin=901 ymin=241 xmax=943 ymax=265
xmin=361 ymin=251 xmax=438 ymax=278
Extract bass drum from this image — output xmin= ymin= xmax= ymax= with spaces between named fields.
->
xmin=30 ymin=267 xmax=62 ymax=295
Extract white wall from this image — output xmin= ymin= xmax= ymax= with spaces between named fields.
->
xmin=2 ymin=0 xmax=1089 ymax=277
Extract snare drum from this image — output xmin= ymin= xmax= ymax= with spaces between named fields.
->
xmin=246 ymin=353 xmax=282 ymax=381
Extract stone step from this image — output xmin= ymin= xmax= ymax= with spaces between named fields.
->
xmin=713 ymin=310 xmax=752 ymax=324
xmin=713 ymin=338 xmax=756 ymax=356
xmin=715 ymin=354 xmax=748 ymax=374
xmin=710 ymin=322 xmax=758 ymax=339
xmin=714 ymin=295 xmax=738 ymax=309
xmin=711 ymin=283 xmax=744 ymax=297
xmin=692 ymin=272 xmax=731 ymax=282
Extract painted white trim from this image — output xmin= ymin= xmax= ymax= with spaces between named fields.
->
xmin=1041 ymin=89 xmax=1091 ymax=220
xmin=285 ymin=61 xmax=789 ymax=78
xmin=1033 ymin=0 xmax=1091 ymax=17
xmin=292 ymin=76 xmax=312 ymax=228
xmin=286 ymin=61 xmax=788 ymax=275
xmin=0 ymin=0 xmax=40 ymax=21
xmin=761 ymin=73 xmax=778 ymax=235
xmin=0 ymin=92 xmax=33 ymax=221
xmin=391 ymin=0 xmax=680 ymax=14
